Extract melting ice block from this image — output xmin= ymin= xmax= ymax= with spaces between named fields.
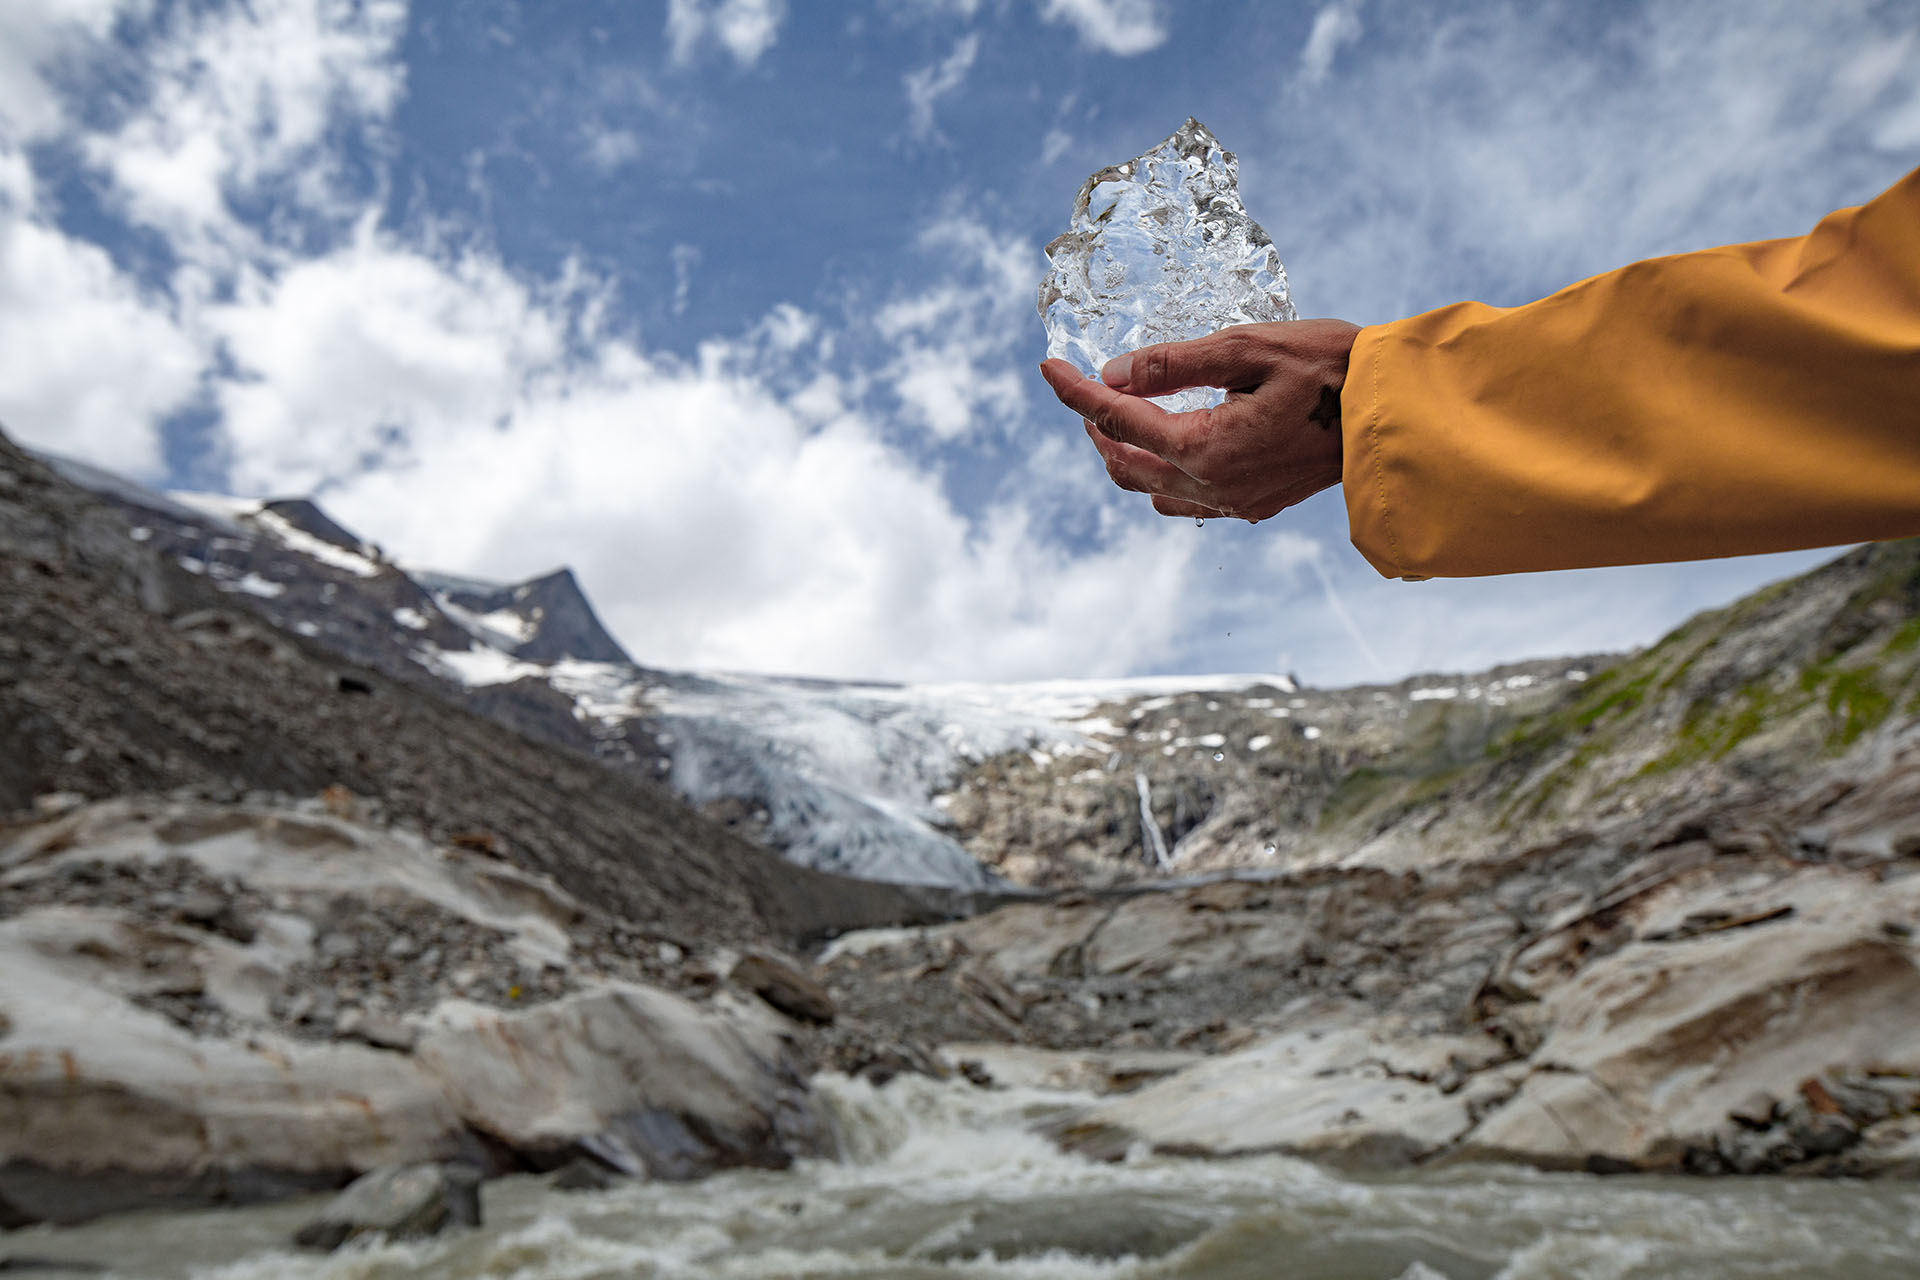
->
xmin=1038 ymin=118 xmax=1296 ymax=413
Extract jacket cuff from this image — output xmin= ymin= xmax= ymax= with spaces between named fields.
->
xmin=1340 ymin=324 xmax=1423 ymax=580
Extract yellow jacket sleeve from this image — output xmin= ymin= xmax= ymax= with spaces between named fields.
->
xmin=1341 ymin=166 xmax=1920 ymax=579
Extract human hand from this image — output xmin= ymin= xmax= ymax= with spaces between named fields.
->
xmin=1039 ymin=319 xmax=1361 ymax=522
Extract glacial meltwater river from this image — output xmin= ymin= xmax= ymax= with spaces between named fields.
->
xmin=9 ymin=1075 xmax=1920 ymax=1279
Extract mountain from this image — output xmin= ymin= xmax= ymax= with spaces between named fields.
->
xmin=29 ymin=448 xmax=1601 ymax=891
xmin=2 ymin=431 xmax=962 ymax=944
xmin=31 ymin=439 xmax=1919 ymax=901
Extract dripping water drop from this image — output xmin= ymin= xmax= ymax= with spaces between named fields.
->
xmin=1212 ymin=751 xmax=1224 ymax=762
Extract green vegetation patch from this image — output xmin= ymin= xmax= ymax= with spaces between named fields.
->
xmin=1637 ymin=682 xmax=1780 ymax=777
xmin=1316 ymin=762 xmax=1464 ymax=833
xmin=1823 ymin=666 xmax=1895 ymax=749
xmin=1885 ymin=615 xmax=1920 ymax=656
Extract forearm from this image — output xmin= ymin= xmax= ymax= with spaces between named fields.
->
xmin=1342 ymin=167 xmax=1920 ymax=579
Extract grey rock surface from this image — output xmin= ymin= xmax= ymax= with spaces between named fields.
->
xmin=0 ymin=797 xmax=837 ymax=1226
xmin=292 ymin=1162 xmax=481 ymax=1251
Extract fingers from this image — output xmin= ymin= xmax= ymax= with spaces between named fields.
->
xmin=1100 ymin=326 xmax=1277 ymax=398
xmin=1083 ymin=423 xmax=1214 ymax=507
xmin=1041 ymin=359 xmax=1202 ymax=463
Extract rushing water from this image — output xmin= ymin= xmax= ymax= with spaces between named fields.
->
xmin=9 ymin=1074 xmax=1920 ymax=1279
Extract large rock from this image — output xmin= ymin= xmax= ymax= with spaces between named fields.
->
xmin=1455 ymin=866 xmax=1920 ymax=1171
xmin=0 ymin=910 xmax=466 ymax=1227
xmin=1058 ymin=1014 xmax=1503 ymax=1168
xmin=413 ymin=984 xmax=820 ymax=1179
xmin=292 ymin=1162 xmax=481 ymax=1251
xmin=729 ymin=952 xmax=835 ymax=1024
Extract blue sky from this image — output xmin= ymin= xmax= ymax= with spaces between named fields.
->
xmin=2 ymin=0 xmax=1916 ymax=684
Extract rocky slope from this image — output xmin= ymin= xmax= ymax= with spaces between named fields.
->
xmin=940 ymin=538 xmax=1920 ymax=883
xmin=1 ymin=431 xmax=962 ymax=944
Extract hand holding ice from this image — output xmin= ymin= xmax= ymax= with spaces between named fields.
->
xmin=1038 ymin=119 xmax=1296 ymax=413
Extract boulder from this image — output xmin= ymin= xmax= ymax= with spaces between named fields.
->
xmin=549 ymin=1156 xmax=620 ymax=1192
xmin=1456 ymin=867 xmax=1920 ymax=1171
xmin=0 ymin=910 xmax=466 ymax=1227
xmin=292 ymin=1162 xmax=481 ymax=1251
xmin=412 ymin=983 xmax=821 ymax=1180
xmin=728 ymin=952 xmax=834 ymax=1024
xmin=1058 ymin=1015 xmax=1483 ymax=1168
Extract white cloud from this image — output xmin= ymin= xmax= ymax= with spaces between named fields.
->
xmin=873 ymin=214 xmax=1036 ymax=442
xmin=1036 ymin=0 xmax=1165 ymax=56
xmin=78 ymin=0 xmax=404 ymax=260
xmin=0 ymin=0 xmax=143 ymax=140
xmin=903 ymin=32 xmax=980 ymax=140
xmin=0 ymin=205 xmax=202 ymax=478
xmin=666 ymin=0 xmax=787 ymax=68
xmin=1299 ymin=2 xmax=1363 ymax=84
xmin=1262 ymin=0 xmax=1920 ymax=325
xmin=197 ymin=220 xmax=1196 ymax=680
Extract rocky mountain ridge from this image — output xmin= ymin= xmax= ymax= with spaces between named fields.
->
xmin=34 ymin=444 xmax=1624 ymax=892
xmin=2 ymin=432 xmax=962 ymax=945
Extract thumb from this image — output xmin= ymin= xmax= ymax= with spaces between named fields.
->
xmin=1101 ymin=328 xmax=1272 ymax=397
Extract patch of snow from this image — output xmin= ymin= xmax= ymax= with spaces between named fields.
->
xmin=548 ymin=660 xmax=647 ymax=727
xmin=1302 ymin=726 xmax=1322 ymax=741
xmin=436 ymin=596 xmax=539 ymax=652
xmin=393 ymin=607 xmax=430 ymax=631
xmin=252 ymin=509 xmax=381 ymax=578
xmin=477 ymin=608 xmax=538 ymax=645
xmin=426 ymin=645 xmax=544 ymax=688
xmin=1409 ymin=686 xmax=1459 ymax=701
xmin=1567 ymin=669 xmax=1589 ymax=682
xmin=294 ymin=621 xmax=320 ymax=637
xmin=1246 ymin=734 xmax=1273 ymax=752
xmin=128 ymin=527 xmax=151 ymax=542
xmin=229 ymin=573 xmax=285 ymax=599
xmin=169 ymin=491 xmax=265 ymax=522
xmin=1195 ymin=733 xmax=1226 ymax=748
xmin=177 ymin=556 xmax=206 ymax=575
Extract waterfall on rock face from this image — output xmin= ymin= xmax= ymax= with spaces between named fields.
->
xmin=1135 ymin=770 xmax=1172 ymax=870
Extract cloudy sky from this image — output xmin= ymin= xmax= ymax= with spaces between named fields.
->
xmin=2 ymin=0 xmax=1915 ymax=685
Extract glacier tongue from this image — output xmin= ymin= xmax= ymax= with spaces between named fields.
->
xmin=1038 ymin=117 xmax=1297 ymax=413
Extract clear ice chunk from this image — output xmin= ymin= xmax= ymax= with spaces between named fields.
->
xmin=1038 ymin=118 xmax=1297 ymax=413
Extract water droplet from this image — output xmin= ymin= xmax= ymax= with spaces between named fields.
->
xmin=1263 ymin=842 xmax=1276 ymax=856
xmin=1194 ymin=517 xmax=1205 ymax=527
xmin=1225 ymin=631 xmax=1232 ymax=637
xmin=1212 ymin=751 xmax=1224 ymax=762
